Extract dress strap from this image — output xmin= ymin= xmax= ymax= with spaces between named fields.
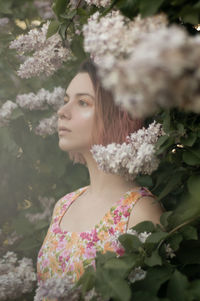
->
xmin=109 ymin=187 xmax=156 ymax=234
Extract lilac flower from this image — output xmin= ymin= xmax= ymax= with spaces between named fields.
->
xmin=10 ymin=22 xmax=71 ymax=78
xmin=25 ymin=195 xmax=55 ymax=223
xmin=91 ymin=121 xmax=165 ymax=181
xmin=83 ymin=10 xmax=200 ymax=116
xmin=34 ymin=0 xmax=54 ymax=19
xmin=0 ymin=252 xmax=36 ymax=300
xmin=164 ymin=243 xmax=176 ymax=259
xmin=34 ymin=276 xmax=81 ymax=301
xmin=128 ymin=267 xmax=147 ymax=283
xmin=0 ymin=100 xmax=18 ymax=127
xmin=34 ymin=114 xmax=58 ymax=136
xmin=16 ymin=87 xmax=65 ymax=111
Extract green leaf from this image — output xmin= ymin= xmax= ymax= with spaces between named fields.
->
xmin=179 ymin=6 xmax=200 ymax=24
xmin=136 ymin=175 xmax=153 ymax=187
xmin=77 ymin=265 xmax=95 ymax=294
xmin=180 ymin=132 xmax=197 ymax=146
xmin=60 ymin=9 xmax=77 ymax=19
xmin=156 ymin=172 xmax=183 ymax=201
xmin=104 ymin=258 xmax=133 ymax=278
xmin=187 ymin=175 xmax=200 ymax=200
xmin=131 ymin=221 xmax=156 ymax=233
xmin=52 ymin=0 xmax=69 ymax=18
xmin=133 ymin=266 xmax=172 ymax=295
xmin=118 ymin=234 xmax=142 ymax=252
xmin=167 ymin=270 xmax=188 ymax=301
xmin=144 ymin=249 xmax=162 ymax=266
xmin=155 ymin=135 xmax=170 ymax=149
xmin=96 ymin=271 xmax=131 ymax=301
xmin=95 ymin=251 xmax=116 ymax=267
xmin=59 ymin=23 xmax=67 ymax=41
xmin=177 ymin=123 xmax=185 ymax=136
xmin=146 ymin=231 xmax=168 ymax=244
xmin=70 ymin=36 xmax=86 ymax=60
xmin=188 ymin=280 xmax=200 ymax=299
xmin=160 ymin=211 xmax=173 ymax=229
xmin=167 ymin=233 xmax=183 ymax=251
xmin=179 ymin=225 xmax=198 ymax=240
xmin=183 ymin=150 xmax=200 ymax=166
xmin=139 ymin=0 xmax=165 ymax=17
xmin=46 ymin=20 xmax=60 ymax=38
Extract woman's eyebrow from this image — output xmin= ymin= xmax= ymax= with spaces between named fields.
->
xmin=65 ymin=92 xmax=95 ymax=100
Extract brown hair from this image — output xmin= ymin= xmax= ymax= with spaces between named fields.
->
xmin=68 ymin=58 xmax=144 ymax=165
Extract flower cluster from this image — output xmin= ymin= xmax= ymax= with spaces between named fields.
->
xmin=0 ymin=18 xmax=9 ymax=27
xmin=83 ymin=10 xmax=168 ymax=68
xmin=9 ymin=22 xmax=71 ymax=78
xmin=164 ymin=243 xmax=176 ymax=259
xmin=34 ymin=275 xmax=81 ymax=301
xmin=34 ymin=113 xmax=58 ymax=136
xmin=83 ymin=10 xmax=200 ymax=117
xmin=0 ymin=251 xmax=36 ymax=300
xmin=34 ymin=0 xmax=54 ymax=19
xmin=84 ymin=0 xmax=111 ymax=7
xmin=128 ymin=266 xmax=147 ymax=284
xmin=25 ymin=195 xmax=55 ymax=223
xmin=0 ymin=100 xmax=18 ymax=127
xmin=16 ymin=87 xmax=65 ymax=111
xmin=84 ymin=287 xmax=109 ymax=301
xmin=126 ymin=229 xmax=152 ymax=243
xmin=91 ymin=121 xmax=165 ymax=181
xmin=2 ymin=231 xmax=22 ymax=246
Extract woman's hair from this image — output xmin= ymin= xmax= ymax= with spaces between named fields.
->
xmin=68 ymin=57 xmax=144 ymax=165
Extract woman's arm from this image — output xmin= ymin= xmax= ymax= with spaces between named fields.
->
xmin=127 ymin=196 xmax=164 ymax=229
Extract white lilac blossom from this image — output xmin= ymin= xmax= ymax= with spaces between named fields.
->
xmin=9 ymin=22 xmax=71 ymax=78
xmin=126 ymin=229 xmax=152 ymax=243
xmin=0 ymin=100 xmax=18 ymax=127
xmin=34 ymin=0 xmax=54 ymax=19
xmin=128 ymin=266 xmax=147 ymax=283
xmin=103 ymin=25 xmax=200 ymax=117
xmin=16 ymin=87 xmax=65 ymax=111
xmin=0 ymin=252 xmax=36 ymax=300
xmin=3 ymin=231 xmax=22 ymax=246
xmin=83 ymin=10 xmax=200 ymax=116
xmin=25 ymin=195 xmax=55 ymax=223
xmin=84 ymin=0 xmax=111 ymax=7
xmin=91 ymin=121 xmax=165 ymax=181
xmin=0 ymin=18 xmax=9 ymax=27
xmin=34 ymin=113 xmax=58 ymax=136
xmin=83 ymin=11 xmax=168 ymax=68
xmin=34 ymin=276 xmax=81 ymax=301
xmin=84 ymin=287 xmax=109 ymax=301
xmin=164 ymin=243 xmax=176 ymax=259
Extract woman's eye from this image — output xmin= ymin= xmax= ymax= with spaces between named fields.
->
xmin=79 ymin=100 xmax=89 ymax=107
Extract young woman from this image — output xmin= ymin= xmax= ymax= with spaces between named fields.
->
xmin=37 ymin=58 xmax=164 ymax=287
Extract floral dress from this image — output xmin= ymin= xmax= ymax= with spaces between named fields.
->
xmin=37 ymin=185 xmax=155 ymax=286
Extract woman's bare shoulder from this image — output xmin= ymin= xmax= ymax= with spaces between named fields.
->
xmin=128 ymin=195 xmax=164 ymax=229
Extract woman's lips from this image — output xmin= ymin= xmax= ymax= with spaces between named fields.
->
xmin=58 ymin=129 xmax=71 ymax=135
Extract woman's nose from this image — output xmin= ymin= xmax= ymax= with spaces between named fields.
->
xmin=57 ymin=103 xmax=71 ymax=120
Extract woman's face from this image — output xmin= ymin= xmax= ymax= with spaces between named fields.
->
xmin=57 ymin=72 xmax=96 ymax=152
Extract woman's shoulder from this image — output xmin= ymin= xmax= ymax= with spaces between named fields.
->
xmin=127 ymin=186 xmax=164 ymax=228
xmin=52 ymin=185 xmax=88 ymax=217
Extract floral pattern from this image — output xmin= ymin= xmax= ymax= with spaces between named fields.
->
xmin=37 ymin=185 xmax=155 ymax=285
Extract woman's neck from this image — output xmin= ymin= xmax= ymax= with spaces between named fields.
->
xmin=82 ymin=151 xmax=139 ymax=199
